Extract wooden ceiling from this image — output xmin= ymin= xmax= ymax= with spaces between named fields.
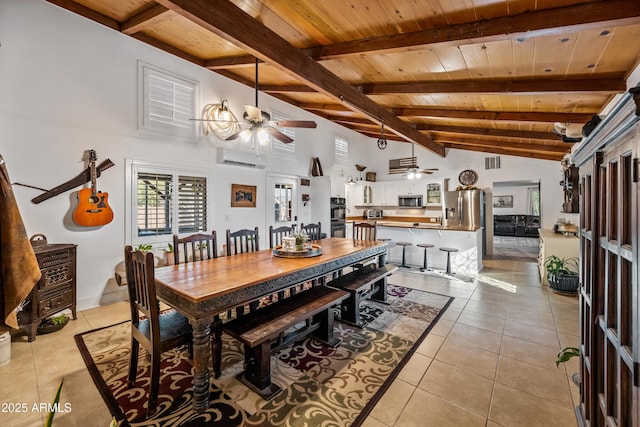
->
xmin=47 ymin=0 xmax=640 ymax=161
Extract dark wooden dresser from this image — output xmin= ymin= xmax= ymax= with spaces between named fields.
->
xmin=19 ymin=235 xmax=77 ymax=341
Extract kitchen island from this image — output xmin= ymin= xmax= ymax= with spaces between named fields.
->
xmin=347 ymin=218 xmax=484 ymax=274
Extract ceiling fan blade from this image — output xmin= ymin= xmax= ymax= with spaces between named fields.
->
xmin=273 ymin=120 xmax=317 ymax=128
xmin=244 ymin=105 xmax=263 ymax=122
xmin=266 ymin=127 xmax=294 ymax=144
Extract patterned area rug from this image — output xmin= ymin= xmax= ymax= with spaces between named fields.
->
xmin=75 ymin=285 xmax=452 ymax=426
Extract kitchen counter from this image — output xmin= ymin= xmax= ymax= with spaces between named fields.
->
xmin=351 ymin=221 xmax=484 ymax=274
xmin=346 ymin=217 xmax=480 ymax=231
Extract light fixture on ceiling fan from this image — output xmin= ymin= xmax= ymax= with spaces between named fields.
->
xmin=195 ymin=58 xmax=317 ymax=144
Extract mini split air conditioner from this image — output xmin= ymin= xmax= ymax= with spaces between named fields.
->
xmin=216 ymin=147 xmax=267 ymax=169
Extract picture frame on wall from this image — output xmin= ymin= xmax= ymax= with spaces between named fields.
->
xmin=493 ymin=195 xmax=513 ymax=208
xmin=231 ymin=184 xmax=257 ymax=208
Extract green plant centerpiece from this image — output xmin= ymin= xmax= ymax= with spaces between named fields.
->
xmin=544 ymin=255 xmax=579 ymax=295
xmin=135 ymin=243 xmax=153 ymax=252
xmin=293 ymin=230 xmax=308 ymax=251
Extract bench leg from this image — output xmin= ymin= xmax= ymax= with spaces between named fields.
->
xmin=370 ymin=277 xmax=388 ymax=302
xmin=313 ymin=308 xmax=342 ymax=347
xmin=340 ymin=291 xmax=363 ymax=327
xmin=239 ymin=342 xmax=281 ymax=400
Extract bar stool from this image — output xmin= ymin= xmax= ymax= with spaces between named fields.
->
xmin=396 ymin=242 xmax=413 ymax=268
xmin=417 ymin=243 xmax=434 ymax=272
xmin=439 ymin=247 xmax=459 ymax=275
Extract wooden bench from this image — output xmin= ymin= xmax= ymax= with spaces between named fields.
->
xmin=327 ymin=263 xmax=397 ymax=326
xmin=222 ymin=285 xmax=348 ymax=399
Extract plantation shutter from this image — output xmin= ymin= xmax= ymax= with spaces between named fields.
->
xmin=178 ymin=175 xmax=207 ymax=233
xmin=137 ymin=172 xmax=173 ymax=237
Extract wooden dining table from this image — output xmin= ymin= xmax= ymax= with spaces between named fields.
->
xmin=153 ymin=237 xmax=388 ymax=412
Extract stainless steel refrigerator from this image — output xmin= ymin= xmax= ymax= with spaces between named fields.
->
xmin=442 ymin=190 xmax=484 ymax=229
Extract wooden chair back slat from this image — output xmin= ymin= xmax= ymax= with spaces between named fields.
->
xmin=269 ymin=225 xmax=293 ymax=248
xmin=226 ymin=227 xmax=259 ymax=256
xmin=353 ymin=222 xmax=377 ymax=241
xmin=173 ymin=232 xmax=218 ymax=264
xmin=300 ymin=222 xmax=321 ymax=240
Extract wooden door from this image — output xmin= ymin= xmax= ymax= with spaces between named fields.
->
xmin=578 ymin=132 xmax=638 ymax=427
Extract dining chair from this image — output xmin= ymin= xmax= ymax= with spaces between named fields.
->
xmin=353 ymin=221 xmax=377 ymax=241
xmin=300 ymin=222 xmax=322 ymax=240
xmin=173 ymin=231 xmax=218 ymax=264
xmin=269 ymin=225 xmax=293 ymax=249
xmin=226 ymin=227 xmax=259 ymax=255
xmin=124 ymin=245 xmax=192 ymax=417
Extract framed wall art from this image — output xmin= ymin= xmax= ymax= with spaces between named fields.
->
xmin=493 ymin=195 xmax=513 ymax=208
xmin=231 ymin=184 xmax=256 ymax=208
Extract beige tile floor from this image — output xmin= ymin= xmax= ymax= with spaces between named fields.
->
xmin=0 ymin=256 xmax=579 ymax=427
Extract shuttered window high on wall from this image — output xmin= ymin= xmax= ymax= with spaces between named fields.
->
xmin=139 ymin=62 xmax=197 ymax=138
xmin=334 ymin=136 xmax=349 ymax=166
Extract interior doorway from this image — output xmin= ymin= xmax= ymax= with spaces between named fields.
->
xmin=491 ymin=180 xmax=541 ymax=262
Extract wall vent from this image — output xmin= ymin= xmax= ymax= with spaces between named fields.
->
xmin=485 ymin=156 xmax=501 ymax=170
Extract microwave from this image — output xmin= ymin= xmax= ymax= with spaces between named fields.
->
xmin=398 ymin=195 xmax=423 ymax=208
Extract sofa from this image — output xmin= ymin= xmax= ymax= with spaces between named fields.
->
xmin=494 ymin=215 xmax=539 ymax=237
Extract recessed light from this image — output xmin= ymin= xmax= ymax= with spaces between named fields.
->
xmin=587 ymin=64 xmax=596 ymax=69
xmin=600 ymin=30 xmax=610 ymax=36
xmin=560 ymin=38 xmax=570 ymax=43
xmin=516 ymin=37 xmax=526 ymax=43
xmin=545 ymin=68 xmax=552 ymax=73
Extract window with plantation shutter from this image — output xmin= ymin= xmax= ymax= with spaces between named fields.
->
xmin=177 ymin=175 xmax=207 ymax=233
xmin=334 ymin=136 xmax=349 ymax=165
xmin=139 ymin=62 xmax=197 ymax=138
xmin=128 ymin=160 xmax=209 ymax=245
xmin=137 ymin=172 xmax=173 ymax=236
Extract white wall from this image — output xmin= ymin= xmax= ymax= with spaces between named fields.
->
xmin=1 ymin=0 xmax=577 ymax=311
xmin=491 ymin=183 xmax=537 ymax=215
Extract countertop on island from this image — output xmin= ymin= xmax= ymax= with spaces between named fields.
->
xmin=346 ymin=217 xmax=481 ymax=232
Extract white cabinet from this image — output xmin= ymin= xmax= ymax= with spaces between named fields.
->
xmin=330 ymin=177 xmax=346 ymax=197
xmin=346 ymin=182 xmax=363 ymax=210
xmin=382 ymin=182 xmax=398 ymax=206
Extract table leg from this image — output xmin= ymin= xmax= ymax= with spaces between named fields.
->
xmin=191 ymin=321 xmax=211 ymax=412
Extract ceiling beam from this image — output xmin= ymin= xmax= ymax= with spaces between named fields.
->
xmin=443 ymin=143 xmax=563 ymax=161
xmin=389 ymin=107 xmax=595 ymax=123
xmin=194 ymin=0 xmax=640 ymax=66
xmin=121 ymin=5 xmax=170 ymax=35
xmin=328 ymin=116 xmax=560 ymax=141
xmin=435 ymin=137 xmax=570 ymax=154
xmin=419 ymin=125 xmax=559 ymax=141
xmin=46 ymin=0 xmax=119 ymax=31
xmin=155 ymin=0 xmax=445 ymax=156
xmin=305 ymin=103 xmax=595 ymax=123
xmin=359 ymin=77 xmax=626 ymax=95
xmin=130 ymin=32 xmax=206 ymax=66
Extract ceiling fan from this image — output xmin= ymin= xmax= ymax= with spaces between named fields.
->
xmin=197 ymin=59 xmax=317 ymax=144
xmin=388 ymin=143 xmax=438 ymax=179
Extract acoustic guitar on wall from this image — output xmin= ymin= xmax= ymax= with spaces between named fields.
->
xmin=72 ymin=149 xmax=114 ymax=227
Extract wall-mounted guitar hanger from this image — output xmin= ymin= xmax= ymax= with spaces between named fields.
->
xmin=14 ymin=158 xmax=114 ymax=204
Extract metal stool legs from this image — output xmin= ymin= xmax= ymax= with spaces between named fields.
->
xmin=417 ymin=243 xmax=434 ymax=272
xmin=439 ymin=247 xmax=459 ymax=275
xmin=396 ymin=242 xmax=412 ymax=268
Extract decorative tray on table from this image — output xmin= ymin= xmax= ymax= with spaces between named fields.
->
xmin=272 ymin=244 xmax=323 ymax=258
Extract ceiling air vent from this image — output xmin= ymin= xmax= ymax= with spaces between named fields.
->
xmin=485 ymin=156 xmax=501 ymax=170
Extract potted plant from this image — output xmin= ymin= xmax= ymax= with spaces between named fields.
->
xmin=135 ymin=243 xmax=153 ymax=253
xmin=556 ymin=346 xmax=581 ymax=387
xmin=165 ymin=243 xmax=175 ymax=265
xmin=544 ymin=255 xmax=579 ymax=294
xmin=37 ymin=313 xmax=69 ymax=335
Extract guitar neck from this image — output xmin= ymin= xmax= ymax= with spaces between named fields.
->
xmin=90 ymin=160 xmax=97 ymax=197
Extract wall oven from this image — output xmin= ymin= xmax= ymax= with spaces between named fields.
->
xmin=330 ymin=197 xmax=346 ymax=237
